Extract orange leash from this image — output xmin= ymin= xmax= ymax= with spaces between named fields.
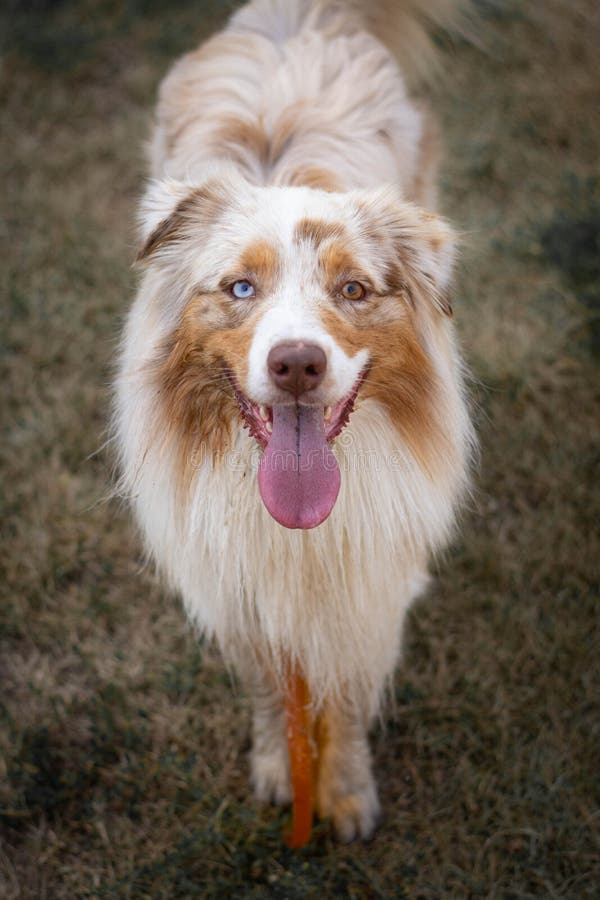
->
xmin=283 ymin=668 xmax=315 ymax=848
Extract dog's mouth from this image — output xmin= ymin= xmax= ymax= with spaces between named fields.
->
xmin=230 ymin=374 xmax=365 ymax=450
xmin=229 ymin=370 xmax=367 ymax=530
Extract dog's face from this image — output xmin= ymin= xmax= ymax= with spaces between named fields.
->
xmin=138 ymin=174 xmax=456 ymax=529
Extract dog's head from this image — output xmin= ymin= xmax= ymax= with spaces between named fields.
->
xmin=137 ymin=171 xmax=456 ymax=529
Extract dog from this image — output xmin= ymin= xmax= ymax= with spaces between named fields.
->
xmin=114 ymin=0 xmax=474 ymax=842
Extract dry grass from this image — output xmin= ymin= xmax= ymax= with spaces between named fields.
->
xmin=1 ymin=1 xmax=599 ymax=897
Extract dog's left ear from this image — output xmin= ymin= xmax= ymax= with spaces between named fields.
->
xmin=357 ymin=192 xmax=458 ymax=317
xmin=406 ymin=211 xmax=456 ymax=317
xmin=384 ymin=204 xmax=457 ymax=318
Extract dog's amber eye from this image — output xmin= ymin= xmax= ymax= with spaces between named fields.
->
xmin=340 ymin=281 xmax=365 ymax=301
xmin=231 ymin=280 xmax=256 ymax=299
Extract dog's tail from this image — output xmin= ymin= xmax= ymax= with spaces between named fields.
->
xmin=338 ymin=0 xmax=472 ymax=82
xmin=231 ymin=0 xmax=472 ymax=84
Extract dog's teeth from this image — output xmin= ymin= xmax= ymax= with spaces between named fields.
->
xmin=259 ymin=405 xmax=269 ymax=421
xmin=324 ymin=406 xmax=332 ymax=421
xmin=266 ymin=420 xmax=273 ymax=433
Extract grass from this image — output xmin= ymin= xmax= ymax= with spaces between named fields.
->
xmin=1 ymin=0 xmax=598 ymax=896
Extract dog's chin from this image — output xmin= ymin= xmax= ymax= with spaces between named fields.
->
xmin=227 ymin=369 xmax=367 ymax=530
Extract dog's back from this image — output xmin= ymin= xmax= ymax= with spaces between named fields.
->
xmin=151 ymin=0 xmax=464 ymax=204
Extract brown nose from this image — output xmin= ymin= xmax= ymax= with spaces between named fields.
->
xmin=267 ymin=341 xmax=327 ymax=396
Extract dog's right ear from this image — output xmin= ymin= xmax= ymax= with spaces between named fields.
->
xmin=136 ymin=179 xmax=193 ymax=263
xmin=136 ymin=177 xmax=231 ymax=264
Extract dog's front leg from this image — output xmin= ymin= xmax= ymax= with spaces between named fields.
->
xmin=243 ymin=659 xmax=292 ymax=807
xmin=316 ymin=700 xmax=381 ymax=843
xmin=241 ymin=657 xmax=381 ymax=841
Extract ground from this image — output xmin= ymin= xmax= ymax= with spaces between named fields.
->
xmin=0 ymin=1 xmax=598 ymax=897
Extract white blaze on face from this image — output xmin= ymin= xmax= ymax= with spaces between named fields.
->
xmin=219 ymin=190 xmax=367 ymax=529
xmin=244 ymin=194 xmax=369 ymax=408
xmin=247 ymin=290 xmax=368 ymax=408
xmin=249 ymin=270 xmax=363 ymax=529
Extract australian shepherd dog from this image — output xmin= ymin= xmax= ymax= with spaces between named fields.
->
xmin=115 ymin=0 xmax=474 ymax=843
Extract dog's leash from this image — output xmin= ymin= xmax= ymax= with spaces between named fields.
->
xmin=283 ymin=667 xmax=315 ymax=847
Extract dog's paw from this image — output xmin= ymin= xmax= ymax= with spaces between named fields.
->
xmin=251 ymin=745 xmax=292 ymax=806
xmin=317 ymin=768 xmax=381 ymax=842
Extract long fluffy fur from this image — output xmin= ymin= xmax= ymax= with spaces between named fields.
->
xmin=115 ymin=0 xmax=474 ymax=840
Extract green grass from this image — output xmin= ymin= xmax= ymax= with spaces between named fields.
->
xmin=1 ymin=1 xmax=598 ymax=896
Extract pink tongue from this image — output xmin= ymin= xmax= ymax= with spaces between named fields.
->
xmin=258 ymin=404 xmax=340 ymax=529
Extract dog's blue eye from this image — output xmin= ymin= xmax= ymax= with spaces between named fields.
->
xmin=231 ymin=280 xmax=256 ymax=299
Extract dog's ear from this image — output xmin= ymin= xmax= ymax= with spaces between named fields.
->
xmin=136 ymin=179 xmax=193 ymax=263
xmin=398 ymin=209 xmax=457 ymax=317
xmin=136 ymin=177 xmax=233 ymax=264
xmin=357 ymin=192 xmax=458 ymax=317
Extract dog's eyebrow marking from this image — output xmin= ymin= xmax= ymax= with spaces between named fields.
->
xmin=294 ymin=218 xmax=345 ymax=247
xmin=319 ymin=241 xmax=362 ymax=284
xmin=237 ymin=239 xmax=281 ymax=286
